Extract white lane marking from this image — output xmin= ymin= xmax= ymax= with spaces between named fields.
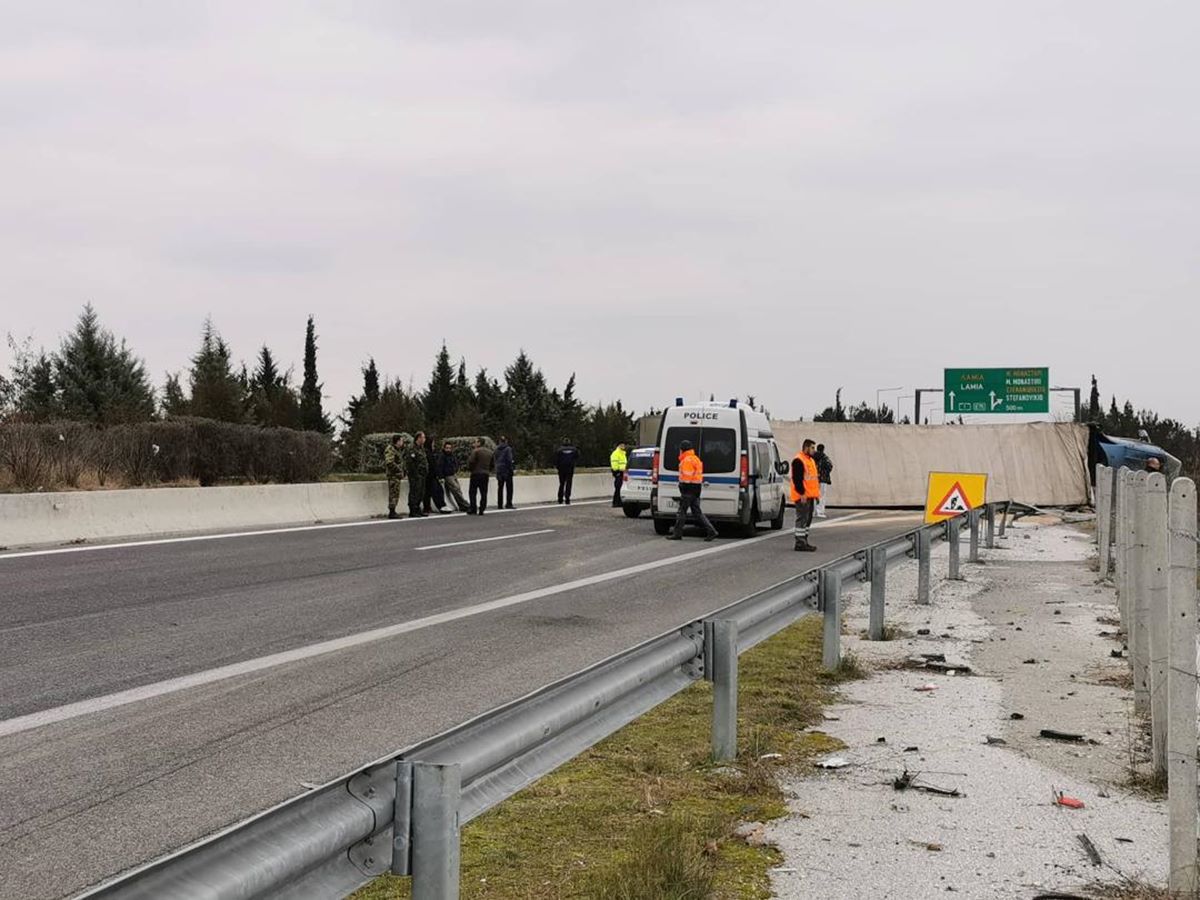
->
xmin=415 ymin=529 xmax=554 ymax=551
xmin=0 ymin=500 xmax=608 ymax=561
xmin=0 ymin=511 xmax=871 ymax=738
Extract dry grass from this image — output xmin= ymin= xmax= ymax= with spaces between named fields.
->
xmin=353 ymin=615 xmax=859 ymax=900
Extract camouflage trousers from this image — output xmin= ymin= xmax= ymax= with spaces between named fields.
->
xmin=387 ymin=476 xmax=403 ymax=511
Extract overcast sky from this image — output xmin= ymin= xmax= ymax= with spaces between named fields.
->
xmin=2 ymin=2 xmax=1197 ymax=426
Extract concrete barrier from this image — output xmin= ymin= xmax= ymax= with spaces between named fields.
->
xmin=769 ymin=421 xmax=1090 ymax=507
xmin=0 ymin=473 xmax=612 ymax=549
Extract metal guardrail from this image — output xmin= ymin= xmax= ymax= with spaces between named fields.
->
xmin=80 ymin=502 xmax=1009 ymax=900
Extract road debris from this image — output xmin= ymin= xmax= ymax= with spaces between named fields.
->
xmin=914 ymin=683 xmax=938 ymax=692
xmin=1039 ymin=729 xmax=1085 ymax=743
xmin=1053 ymin=789 xmax=1085 ymax=809
xmin=984 ymin=735 xmax=1007 ymax=746
xmin=1076 ymin=832 xmax=1102 ymax=866
xmin=893 ymin=769 xmax=963 ymax=797
xmin=816 ymin=756 xmax=850 ymax=769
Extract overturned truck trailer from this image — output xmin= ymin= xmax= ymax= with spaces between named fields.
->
xmin=768 ymin=421 xmax=1091 ymax=508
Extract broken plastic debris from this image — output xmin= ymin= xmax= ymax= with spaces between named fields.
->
xmin=816 ymin=756 xmax=850 ymax=769
xmin=914 ymin=684 xmax=938 ymax=692
xmin=1053 ymin=790 xmax=1085 ymax=809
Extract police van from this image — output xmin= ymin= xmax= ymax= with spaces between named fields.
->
xmin=619 ymin=446 xmax=656 ymax=518
xmin=650 ymin=399 xmax=790 ymax=536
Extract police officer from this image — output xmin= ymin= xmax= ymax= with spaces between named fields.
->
xmin=609 ymin=442 xmax=628 ymax=507
xmin=791 ymin=439 xmax=821 ymax=551
xmin=555 ymin=437 xmax=581 ymax=504
xmin=383 ymin=434 xmax=404 ymax=519
xmin=667 ymin=439 xmax=717 ymax=542
xmin=405 ymin=431 xmax=429 ymax=518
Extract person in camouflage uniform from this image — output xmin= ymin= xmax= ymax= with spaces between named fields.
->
xmin=405 ymin=431 xmax=429 ymax=517
xmin=383 ymin=434 xmax=405 ymax=519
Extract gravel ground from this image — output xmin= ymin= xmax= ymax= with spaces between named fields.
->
xmin=766 ymin=515 xmax=1168 ymax=899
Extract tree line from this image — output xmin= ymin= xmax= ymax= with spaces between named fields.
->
xmin=0 ymin=305 xmax=635 ymax=470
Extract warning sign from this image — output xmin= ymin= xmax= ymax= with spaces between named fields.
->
xmin=924 ymin=472 xmax=988 ymax=524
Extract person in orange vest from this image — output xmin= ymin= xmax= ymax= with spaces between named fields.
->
xmin=667 ymin=439 xmax=718 ymax=542
xmin=791 ymin=438 xmax=821 ymax=551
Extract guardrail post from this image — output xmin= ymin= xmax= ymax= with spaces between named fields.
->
xmin=1132 ymin=471 xmax=1150 ymax=717
xmin=968 ymin=508 xmax=981 ymax=563
xmin=820 ymin=569 xmax=841 ymax=669
xmin=1167 ymin=478 xmax=1198 ymax=896
xmin=411 ymin=762 xmax=462 ymax=900
xmin=709 ymin=619 xmax=739 ymax=761
xmin=1096 ymin=464 xmax=1113 ymax=578
xmin=985 ymin=503 xmax=995 ymax=550
xmin=997 ymin=501 xmax=1010 ymax=538
xmin=947 ymin=517 xmax=962 ymax=580
xmin=868 ymin=546 xmax=887 ymax=640
xmin=1146 ymin=473 xmax=1169 ymax=779
xmin=916 ymin=529 xmax=932 ymax=605
xmin=1115 ymin=468 xmax=1129 ymax=629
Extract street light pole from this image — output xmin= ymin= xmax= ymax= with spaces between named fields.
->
xmin=875 ymin=386 xmax=903 ymax=422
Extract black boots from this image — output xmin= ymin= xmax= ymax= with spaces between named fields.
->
xmin=793 ymin=537 xmax=816 ymax=552
xmin=387 ymin=508 xmax=399 ymax=520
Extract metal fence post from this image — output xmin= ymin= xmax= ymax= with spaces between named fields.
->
xmin=411 ymin=762 xmax=462 ymax=900
xmin=947 ymin=516 xmax=962 ymax=580
xmin=820 ymin=569 xmax=841 ymax=669
xmin=868 ymin=546 xmax=887 ymax=640
xmin=1096 ymin=464 xmax=1112 ymax=579
xmin=1132 ymin=471 xmax=1150 ymax=717
xmin=1145 ymin=473 xmax=1169 ymax=778
xmin=997 ymin=501 xmax=1010 ymax=538
xmin=968 ymin=508 xmax=981 ymax=563
xmin=710 ymin=619 xmax=739 ymax=762
xmin=985 ymin=503 xmax=995 ymax=550
xmin=916 ymin=528 xmax=932 ymax=605
xmin=1167 ymin=478 xmax=1198 ymax=896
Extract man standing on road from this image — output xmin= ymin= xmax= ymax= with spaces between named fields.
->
xmin=495 ymin=435 xmax=516 ymax=510
xmin=438 ymin=440 xmax=470 ymax=512
xmin=384 ymin=434 xmax=405 ymax=519
xmin=466 ymin=437 xmax=495 ymax=515
xmin=555 ymin=437 xmax=581 ymax=504
xmin=791 ymin=439 xmax=821 ymax=551
xmin=813 ymin=442 xmax=833 ymax=518
xmin=405 ymin=431 xmax=429 ymax=518
xmin=609 ymin=442 xmax=628 ymax=508
xmin=667 ymin=440 xmax=717 ymax=542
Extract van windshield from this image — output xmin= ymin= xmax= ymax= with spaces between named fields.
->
xmin=663 ymin=427 xmax=737 ymax=473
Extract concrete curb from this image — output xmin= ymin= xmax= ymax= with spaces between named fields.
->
xmin=0 ymin=473 xmax=613 ymax=548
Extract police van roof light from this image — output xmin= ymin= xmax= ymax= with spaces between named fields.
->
xmin=675 ymin=397 xmax=684 ymax=407
xmin=729 ymin=399 xmax=737 ymax=408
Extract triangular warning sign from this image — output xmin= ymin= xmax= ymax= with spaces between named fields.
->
xmin=934 ymin=482 xmax=972 ymax=516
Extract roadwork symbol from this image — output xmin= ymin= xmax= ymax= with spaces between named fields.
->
xmin=924 ymin=471 xmax=988 ymax=523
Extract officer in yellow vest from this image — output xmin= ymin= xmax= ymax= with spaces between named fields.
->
xmin=610 ymin=442 xmax=628 ymax=507
xmin=791 ymin=439 xmax=821 ymax=551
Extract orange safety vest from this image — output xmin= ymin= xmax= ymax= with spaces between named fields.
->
xmin=678 ymin=449 xmax=704 ymax=485
xmin=790 ymin=452 xmax=821 ymax=503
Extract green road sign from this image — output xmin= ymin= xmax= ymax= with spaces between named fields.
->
xmin=943 ymin=367 xmax=1050 ymax=414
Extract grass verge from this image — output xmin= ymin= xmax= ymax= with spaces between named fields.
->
xmin=353 ymin=614 xmax=856 ymax=900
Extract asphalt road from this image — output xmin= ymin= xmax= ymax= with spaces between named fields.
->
xmin=0 ymin=502 xmax=923 ymax=899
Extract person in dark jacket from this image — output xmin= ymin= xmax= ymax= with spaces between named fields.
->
xmin=437 ymin=441 xmax=470 ymax=512
xmin=422 ymin=438 xmax=449 ymax=514
xmin=554 ymin=438 xmax=581 ymax=504
xmin=466 ymin=438 xmax=495 ymax=515
xmin=813 ymin=443 xmax=833 ymax=519
xmin=494 ymin=435 xmax=516 ymax=509
xmin=404 ymin=431 xmax=429 ymax=517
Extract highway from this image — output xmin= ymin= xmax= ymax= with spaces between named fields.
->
xmin=0 ymin=502 xmax=922 ymax=900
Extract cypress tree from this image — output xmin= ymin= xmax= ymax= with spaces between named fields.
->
xmin=1087 ymin=375 xmax=1101 ymax=424
xmin=54 ymin=304 xmax=155 ymax=424
xmin=299 ymin=315 xmax=332 ymax=434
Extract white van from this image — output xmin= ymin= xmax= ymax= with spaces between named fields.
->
xmin=650 ymin=399 xmax=790 ymax=536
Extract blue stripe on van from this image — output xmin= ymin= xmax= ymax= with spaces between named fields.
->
xmin=658 ymin=474 xmax=742 ymax=484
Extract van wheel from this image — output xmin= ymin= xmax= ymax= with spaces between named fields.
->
xmin=770 ymin=498 xmax=786 ymax=530
xmin=653 ymin=516 xmax=672 ymax=535
xmin=623 ymin=503 xmax=641 ymax=519
xmin=741 ymin=504 xmax=759 ymax=538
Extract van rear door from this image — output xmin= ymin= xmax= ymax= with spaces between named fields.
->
xmin=660 ymin=424 xmax=740 ymax=519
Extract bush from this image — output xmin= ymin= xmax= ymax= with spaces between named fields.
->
xmin=358 ymin=432 xmax=413 ymax=474
xmin=0 ymin=419 xmax=333 ymax=490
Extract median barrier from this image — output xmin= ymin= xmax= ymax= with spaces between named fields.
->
xmin=0 ymin=473 xmax=612 ymax=549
